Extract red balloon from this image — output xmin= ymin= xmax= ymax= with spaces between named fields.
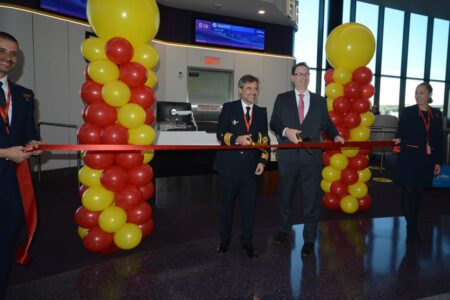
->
xmin=82 ymin=105 xmax=89 ymax=123
xmin=101 ymin=124 xmax=129 ymax=144
xmin=336 ymin=125 xmax=350 ymax=140
xmin=343 ymin=111 xmax=361 ymax=129
xmin=352 ymin=67 xmax=373 ymax=85
xmin=359 ymin=148 xmax=372 ymax=155
xmin=120 ymin=62 xmax=147 ymax=88
xmin=85 ymin=102 xmax=117 ymax=128
xmin=138 ymin=218 xmax=154 ymax=237
xmin=329 ymin=110 xmax=344 ymax=127
xmin=75 ymin=206 xmax=100 ymax=228
xmin=358 ymin=194 xmax=372 ymax=210
xmin=322 ymin=151 xmax=332 ymax=166
xmin=330 ymin=180 xmax=348 ymax=198
xmin=84 ymin=151 xmax=115 ymax=170
xmin=144 ymin=107 xmax=155 ymax=125
xmin=127 ymin=164 xmax=154 ymax=186
xmin=78 ymin=123 xmax=102 ymax=144
xmin=127 ymin=201 xmax=152 ymax=224
xmin=139 ymin=182 xmax=154 ymax=201
xmin=344 ymin=81 xmax=361 ymax=99
xmin=351 ymin=98 xmax=370 ymax=114
xmin=83 ymin=227 xmax=114 ymax=252
xmin=333 ymin=96 xmax=352 ymax=114
xmin=80 ymin=81 xmax=103 ymax=104
xmin=115 ymin=185 xmax=143 ymax=210
xmin=341 ymin=167 xmax=359 ymax=185
xmin=348 ymin=154 xmax=369 ymax=170
xmin=79 ymin=185 xmax=88 ymax=199
xmin=115 ymin=151 xmax=144 ymax=169
xmin=84 ymin=64 xmax=91 ymax=81
xmin=129 ymin=86 xmax=155 ymax=109
xmin=106 ymin=37 xmax=134 ymax=65
xmin=100 ymin=165 xmax=129 ymax=192
xmin=361 ymin=84 xmax=375 ymax=98
xmin=322 ymin=193 xmax=340 ymax=210
xmin=324 ymin=69 xmax=335 ymax=84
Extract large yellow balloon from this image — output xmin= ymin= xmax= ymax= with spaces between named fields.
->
xmin=348 ymin=181 xmax=368 ymax=198
xmin=330 ymin=153 xmax=349 ymax=170
xmin=322 ymin=166 xmax=341 ymax=182
xmin=118 ymin=103 xmax=146 ymax=129
xmin=357 ymin=168 xmax=372 ymax=182
xmin=143 ymin=150 xmax=155 ymax=163
xmin=132 ymin=44 xmax=159 ymax=69
xmin=99 ymin=206 xmax=127 ymax=233
xmin=128 ymin=125 xmax=156 ymax=145
xmin=350 ymin=126 xmax=370 ymax=141
xmin=145 ymin=69 xmax=158 ymax=88
xmin=88 ymin=59 xmax=120 ymax=84
xmin=340 ymin=195 xmax=359 ymax=214
xmin=360 ymin=111 xmax=375 ymax=127
xmin=81 ymin=37 xmax=107 ymax=61
xmin=82 ymin=186 xmax=114 ymax=211
xmin=102 ymin=81 xmax=131 ymax=107
xmin=333 ymin=67 xmax=352 ymax=85
xmin=114 ymin=223 xmax=143 ymax=250
xmin=325 ymin=82 xmax=344 ymax=98
xmin=326 ymin=23 xmax=375 ymax=71
xmin=87 ymin=0 xmax=160 ymax=46
xmin=321 ymin=179 xmax=332 ymax=193
xmin=78 ymin=165 xmax=103 ymax=187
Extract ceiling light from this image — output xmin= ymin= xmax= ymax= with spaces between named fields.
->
xmin=258 ymin=9 xmax=266 ymax=15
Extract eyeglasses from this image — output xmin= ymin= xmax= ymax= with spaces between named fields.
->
xmin=293 ymin=73 xmax=310 ymax=77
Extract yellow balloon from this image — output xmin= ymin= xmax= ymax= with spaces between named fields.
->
xmin=99 ymin=206 xmax=127 ymax=233
xmin=340 ymin=195 xmax=359 ymax=214
xmin=102 ymin=81 xmax=131 ymax=107
xmin=145 ymin=69 xmax=158 ymax=88
xmin=81 ymin=37 xmax=107 ymax=61
xmin=357 ymin=168 xmax=372 ymax=182
xmin=128 ymin=125 xmax=156 ymax=145
xmin=88 ymin=59 xmax=120 ymax=84
xmin=325 ymin=82 xmax=344 ymax=98
xmin=118 ymin=103 xmax=146 ymax=129
xmin=78 ymin=226 xmax=89 ymax=239
xmin=78 ymin=165 xmax=103 ymax=187
xmin=326 ymin=23 xmax=375 ymax=71
xmin=114 ymin=223 xmax=143 ymax=250
xmin=82 ymin=185 xmax=114 ymax=211
xmin=322 ymin=166 xmax=341 ymax=182
xmin=143 ymin=150 xmax=155 ymax=163
xmin=330 ymin=153 xmax=349 ymax=170
xmin=333 ymin=67 xmax=352 ymax=85
xmin=132 ymin=44 xmax=159 ymax=69
xmin=321 ymin=179 xmax=332 ymax=193
xmin=348 ymin=181 xmax=368 ymax=198
xmin=327 ymin=98 xmax=334 ymax=112
xmin=341 ymin=147 xmax=359 ymax=158
xmin=87 ymin=0 xmax=160 ymax=46
xmin=350 ymin=126 xmax=370 ymax=141
xmin=360 ymin=111 xmax=375 ymax=127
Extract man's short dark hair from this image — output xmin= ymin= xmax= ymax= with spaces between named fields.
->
xmin=0 ymin=32 xmax=18 ymax=45
xmin=291 ymin=62 xmax=310 ymax=75
xmin=238 ymin=74 xmax=259 ymax=89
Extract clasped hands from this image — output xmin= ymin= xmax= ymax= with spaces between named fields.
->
xmin=3 ymin=140 xmax=45 ymax=163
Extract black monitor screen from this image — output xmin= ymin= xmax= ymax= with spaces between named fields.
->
xmin=195 ymin=19 xmax=265 ymax=51
xmin=157 ymin=101 xmax=192 ymax=123
xmin=40 ymin=0 xmax=87 ymax=19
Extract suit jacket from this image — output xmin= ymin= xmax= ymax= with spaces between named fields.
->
xmin=270 ymin=90 xmax=338 ymax=164
xmin=213 ymin=100 xmax=270 ymax=175
xmin=0 ymin=80 xmax=38 ymax=180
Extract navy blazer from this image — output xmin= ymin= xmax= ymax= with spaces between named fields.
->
xmin=213 ymin=100 xmax=270 ymax=175
xmin=270 ymin=90 xmax=338 ymax=164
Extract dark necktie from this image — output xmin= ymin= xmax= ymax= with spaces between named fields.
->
xmin=0 ymin=82 xmax=6 ymax=108
xmin=245 ymin=106 xmax=251 ymax=121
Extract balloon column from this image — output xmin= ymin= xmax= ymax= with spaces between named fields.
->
xmin=76 ymin=0 xmax=160 ymax=252
xmin=322 ymin=23 xmax=375 ymax=214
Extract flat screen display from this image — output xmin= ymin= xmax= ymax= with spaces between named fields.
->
xmin=195 ymin=19 xmax=265 ymax=51
xmin=40 ymin=0 xmax=87 ymax=20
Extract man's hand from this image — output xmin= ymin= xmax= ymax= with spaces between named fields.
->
xmin=255 ymin=163 xmax=265 ymax=175
xmin=393 ymin=138 xmax=401 ymax=145
xmin=26 ymin=140 xmax=45 ymax=155
xmin=1 ymin=146 xmax=33 ymax=163
xmin=285 ymin=128 xmax=301 ymax=144
xmin=334 ymin=135 xmax=345 ymax=144
xmin=434 ymin=164 xmax=441 ymax=176
xmin=236 ymin=134 xmax=252 ymax=145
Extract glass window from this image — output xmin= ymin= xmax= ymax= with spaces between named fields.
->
xmin=407 ymin=14 xmax=428 ymax=78
xmin=405 ymin=79 xmax=423 ymax=107
xmin=321 ymin=70 xmax=326 ymax=97
xmin=309 ymin=69 xmax=317 ymax=93
xmin=379 ymin=77 xmax=400 ymax=116
xmin=321 ymin=0 xmax=329 ymax=69
xmin=294 ymin=0 xmax=320 ymax=68
xmin=430 ymin=19 xmax=449 ymax=80
xmin=355 ymin=1 xmax=378 ymax=71
xmin=429 ymin=81 xmax=445 ymax=111
xmin=381 ymin=8 xmax=404 ymax=76
xmin=342 ymin=0 xmax=351 ymax=23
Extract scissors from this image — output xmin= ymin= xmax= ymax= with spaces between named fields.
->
xmin=296 ymin=132 xmax=312 ymax=154
xmin=250 ymin=132 xmax=269 ymax=154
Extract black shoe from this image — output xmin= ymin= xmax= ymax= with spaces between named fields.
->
xmin=217 ymin=241 xmax=229 ymax=254
xmin=301 ymin=242 xmax=314 ymax=257
xmin=275 ymin=231 xmax=289 ymax=244
xmin=242 ymin=244 xmax=258 ymax=258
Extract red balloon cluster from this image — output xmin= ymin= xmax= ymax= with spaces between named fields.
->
xmin=322 ymin=66 xmax=375 ymax=214
xmin=76 ymin=36 xmax=157 ymax=252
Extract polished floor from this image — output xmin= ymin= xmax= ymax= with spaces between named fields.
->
xmin=5 ymin=157 xmax=450 ymax=299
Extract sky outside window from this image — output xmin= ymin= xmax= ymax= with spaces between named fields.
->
xmin=407 ymin=14 xmax=427 ymax=78
xmin=430 ymin=18 xmax=449 ymax=80
xmin=381 ymin=8 xmax=404 ymax=76
xmin=294 ymin=0 xmax=320 ymax=67
xmin=355 ymin=1 xmax=378 ymax=72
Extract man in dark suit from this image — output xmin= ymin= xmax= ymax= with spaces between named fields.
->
xmin=0 ymin=31 xmax=43 ymax=298
xmin=213 ymin=74 xmax=270 ymax=258
xmin=270 ymin=62 xmax=344 ymax=257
